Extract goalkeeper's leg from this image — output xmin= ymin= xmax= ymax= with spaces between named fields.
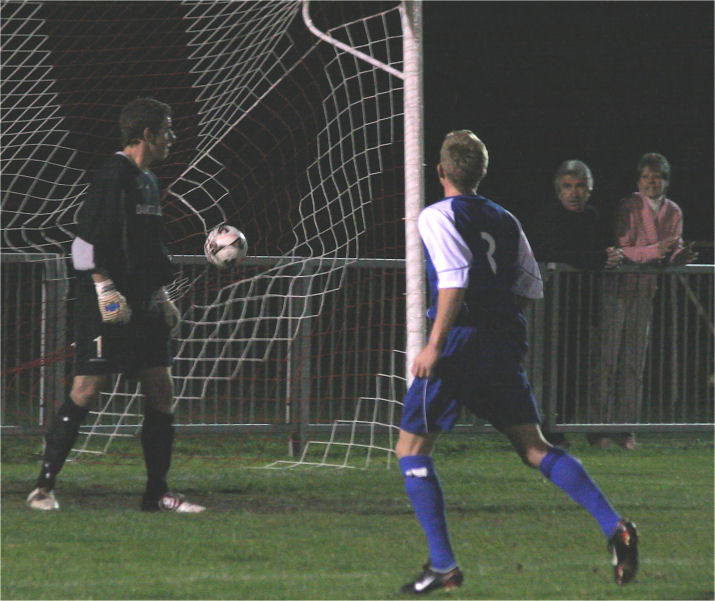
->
xmin=138 ymin=367 xmax=206 ymax=513
xmin=138 ymin=367 xmax=174 ymax=509
xmin=29 ymin=376 xmax=105 ymax=509
xmin=137 ymin=367 xmax=204 ymax=513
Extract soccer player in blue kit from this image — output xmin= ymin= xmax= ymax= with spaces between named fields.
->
xmin=397 ymin=130 xmax=638 ymax=594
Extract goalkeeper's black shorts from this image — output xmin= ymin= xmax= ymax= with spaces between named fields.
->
xmin=74 ymin=279 xmax=171 ymax=378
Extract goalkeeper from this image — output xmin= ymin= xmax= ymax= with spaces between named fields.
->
xmin=397 ymin=130 xmax=637 ymax=594
xmin=27 ymin=97 xmax=204 ymax=513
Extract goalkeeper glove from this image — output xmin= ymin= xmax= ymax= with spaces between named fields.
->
xmin=94 ymin=279 xmax=132 ymax=324
xmin=158 ymin=288 xmax=181 ymax=337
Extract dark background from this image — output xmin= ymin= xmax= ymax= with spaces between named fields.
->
xmin=4 ymin=2 xmax=711 ymax=257
xmin=423 ymin=1 xmax=713 ymax=256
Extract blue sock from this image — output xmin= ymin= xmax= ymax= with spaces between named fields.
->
xmin=540 ymin=447 xmax=621 ymax=538
xmin=399 ymin=455 xmax=456 ymax=571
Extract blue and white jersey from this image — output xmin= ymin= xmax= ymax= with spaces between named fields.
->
xmin=418 ymin=194 xmax=543 ymax=329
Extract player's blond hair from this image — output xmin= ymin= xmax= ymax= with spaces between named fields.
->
xmin=439 ymin=130 xmax=489 ymax=193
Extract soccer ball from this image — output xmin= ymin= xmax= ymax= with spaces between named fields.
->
xmin=204 ymin=224 xmax=248 ymax=269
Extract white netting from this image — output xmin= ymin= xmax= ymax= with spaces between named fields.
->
xmin=1 ymin=1 xmax=85 ymax=254
xmin=1 ymin=0 xmax=408 ymax=464
xmin=266 ymin=350 xmax=405 ymax=469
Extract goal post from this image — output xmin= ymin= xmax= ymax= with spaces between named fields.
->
xmin=400 ymin=1 xmax=426 ymax=387
xmin=301 ymin=0 xmax=425 ymax=385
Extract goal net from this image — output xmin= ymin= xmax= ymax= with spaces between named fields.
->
xmin=1 ymin=1 xmax=417 ymax=466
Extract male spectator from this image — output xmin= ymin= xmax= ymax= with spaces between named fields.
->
xmin=396 ymin=130 xmax=638 ymax=594
xmin=529 ymin=160 xmax=622 ymax=447
xmin=530 ymin=160 xmax=622 ymax=270
xmin=27 ymin=98 xmax=205 ymax=513
xmin=592 ymin=153 xmax=697 ymax=449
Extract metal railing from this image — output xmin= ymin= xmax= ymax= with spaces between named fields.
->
xmin=534 ymin=263 xmax=714 ymax=433
xmin=1 ymin=253 xmax=713 ymax=435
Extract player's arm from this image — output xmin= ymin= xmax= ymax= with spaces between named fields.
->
xmin=73 ymin=238 xmax=132 ymax=324
xmin=72 ymin=175 xmax=132 ymax=324
xmin=412 ymin=287 xmax=465 ymax=379
xmin=413 ymin=206 xmax=471 ymax=378
xmin=615 ymin=199 xmax=674 ymax=263
xmin=665 ymin=208 xmax=698 ymax=265
xmin=512 ymin=222 xmax=544 ymax=301
xmin=90 ymin=270 xmax=110 ymax=284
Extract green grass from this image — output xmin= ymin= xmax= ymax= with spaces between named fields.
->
xmin=2 ymin=433 xmax=713 ymax=600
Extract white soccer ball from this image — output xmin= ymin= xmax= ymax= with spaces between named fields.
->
xmin=204 ymin=224 xmax=248 ymax=269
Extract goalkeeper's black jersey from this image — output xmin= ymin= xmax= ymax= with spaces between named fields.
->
xmin=72 ymin=152 xmax=175 ymax=303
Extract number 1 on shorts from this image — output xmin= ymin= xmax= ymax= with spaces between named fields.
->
xmin=93 ymin=335 xmax=102 ymax=359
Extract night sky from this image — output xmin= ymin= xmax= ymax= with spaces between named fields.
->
xmin=4 ymin=2 xmax=710 ymax=259
xmin=423 ymin=2 xmax=713 ymax=254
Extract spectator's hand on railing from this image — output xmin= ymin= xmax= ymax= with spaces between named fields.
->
xmin=604 ymin=247 xmax=624 ymax=269
xmin=670 ymin=241 xmax=699 ymax=266
xmin=657 ymin=237 xmax=679 ymax=258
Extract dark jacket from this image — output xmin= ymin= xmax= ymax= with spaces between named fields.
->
xmin=528 ymin=201 xmax=610 ymax=269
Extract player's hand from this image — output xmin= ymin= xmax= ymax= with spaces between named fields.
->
xmin=158 ymin=288 xmax=181 ymax=337
xmin=604 ymin=246 xmax=623 ymax=269
xmin=94 ymin=279 xmax=132 ymax=324
xmin=411 ymin=344 xmax=440 ymax=379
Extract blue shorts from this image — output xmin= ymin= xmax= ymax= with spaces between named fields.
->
xmin=400 ymin=326 xmax=540 ymax=434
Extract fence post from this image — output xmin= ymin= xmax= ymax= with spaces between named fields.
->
xmin=41 ymin=256 xmax=69 ymax=427
xmin=528 ymin=275 xmax=546 ymax=405
xmin=288 ymin=259 xmax=315 ymax=456
xmin=542 ymin=265 xmax=560 ymax=433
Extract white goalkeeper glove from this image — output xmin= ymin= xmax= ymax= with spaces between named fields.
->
xmin=158 ymin=287 xmax=181 ymax=337
xmin=94 ymin=279 xmax=132 ymax=324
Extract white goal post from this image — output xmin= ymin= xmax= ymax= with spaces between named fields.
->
xmin=301 ymin=0 xmax=425 ymax=385
xmin=400 ymin=1 xmax=427 ymax=388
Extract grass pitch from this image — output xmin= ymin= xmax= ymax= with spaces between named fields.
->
xmin=2 ymin=432 xmax=713 ymax=600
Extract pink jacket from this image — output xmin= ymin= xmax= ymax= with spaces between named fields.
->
xmin=615 ymin=192 xmax=684 ymax=263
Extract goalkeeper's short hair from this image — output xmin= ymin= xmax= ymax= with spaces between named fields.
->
xmin=120 ymin=97 xmax=172 ymax=147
